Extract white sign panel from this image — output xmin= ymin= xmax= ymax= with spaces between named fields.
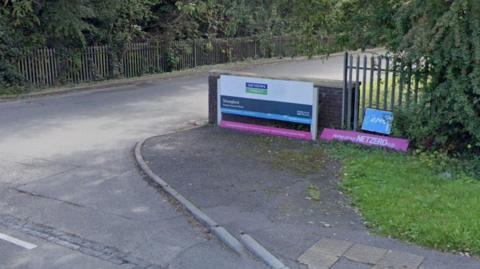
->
xmin=219 ymin=75 xmax=315 ymax=104
xmin=217 ymin=75 xmax=319 ymax=140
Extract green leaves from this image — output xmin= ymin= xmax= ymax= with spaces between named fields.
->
xmin=333 ymin=1 xmax=480 ymax=155
xmin=333 ymin=0 xmax=401 ymax=50
xmin=383 ymin=0 xmax=480 ymax=154
xmin=41 ymin=0 xmax=96 ymax=47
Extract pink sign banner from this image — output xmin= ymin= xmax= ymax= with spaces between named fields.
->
xmin=320 ymin=128 xmax=409 ymax=152
xmin=220 ymin=120 xmax=313 ymax=140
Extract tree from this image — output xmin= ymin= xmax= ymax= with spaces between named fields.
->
xmin=290 ymin=0 xmax=333 ymax=56
xmin=333 ymin=0 xmax=401 ymax=50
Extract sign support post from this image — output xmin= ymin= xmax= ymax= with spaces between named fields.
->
xmin=217 ymin=83 xmax=222 ymax=125
xmin=311 ymin=87 xmax=319 ymax=140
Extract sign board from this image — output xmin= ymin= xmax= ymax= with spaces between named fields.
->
xmin=218 ymin=75 xmax=318 ymax=140
xmin=320 ymin=128 xmax=409 ymax=152
xmin=361 ymin=108 xmax=393 ymax=135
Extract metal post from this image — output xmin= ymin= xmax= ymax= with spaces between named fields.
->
xmin=353 ymin=55 xmax=360 ymax=130
xmin=362 ymin=55 xmax=367 ymax=120
xmin=376 ymin=56 xmax=382 ymax=108
xmin=347 ymin=54 xmax=354 ymax=130
xmin=311 ymin=87 xmax=319 ymax=140
xmin=369 ymin=56 xmax=375 ymax=108
xmin=342 ymin=52 xmax=348 ymax=129
xmin=391 ymin=56 xmax=397 ymax=110
xmin=217 ymin=76 xmax=223 ymax=126
xmin=193 ymin=39 xmax=197 ymax=67
xmin=383 ymin=57 xmax=390 ymax=110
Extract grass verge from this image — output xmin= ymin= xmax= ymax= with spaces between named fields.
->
xmin=231 ymin=130 xmax=480 ymax=256
xmin=326 ymin=143 xmax=480 ymax=256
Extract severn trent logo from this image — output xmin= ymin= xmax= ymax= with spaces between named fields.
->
xmin=246 ymin=82 xmax=268 ymax=95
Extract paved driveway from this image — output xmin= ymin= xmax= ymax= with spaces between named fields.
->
xmin=0 ymin=55 xmax=351 ymax=268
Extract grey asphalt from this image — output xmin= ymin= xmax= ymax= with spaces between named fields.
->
xmin=142 ymin=127 xmax=480 ymax=269
xmin=0 ymin=55 xmax=353 ymax=269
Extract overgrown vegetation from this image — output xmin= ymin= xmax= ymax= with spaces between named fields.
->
xmin=333 ymin=0 xmax=480 ymax=154
xmin=0 ymin=0 xmax=329 ymax=90
xmin=390 ymin=1 xmax=480 ymax=155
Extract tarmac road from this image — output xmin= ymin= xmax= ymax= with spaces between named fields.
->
xmin=0 ymin=54 xmax=351 ymax=269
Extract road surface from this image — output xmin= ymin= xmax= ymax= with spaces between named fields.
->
xmin=0 ymin=55 xmax=348 ymax=268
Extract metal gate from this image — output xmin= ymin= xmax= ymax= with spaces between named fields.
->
xmin=342 ymin=52 xmax=429 ymax=130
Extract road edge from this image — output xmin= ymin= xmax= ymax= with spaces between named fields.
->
xmin=133 ymin=129 xmax=290 ymax=269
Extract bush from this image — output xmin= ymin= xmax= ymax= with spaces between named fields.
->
xmin=0 ymin=18 xmax=26 ymax=93
xmin=390 ymin=0 xmax=480 ymax=154
xmin=394 ymin=98 xmax=480 ymax=155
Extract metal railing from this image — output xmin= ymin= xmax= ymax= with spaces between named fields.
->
xmin=343 ymin=52 xmax=429 ymax=130
xmin=13 ymin=36 xmax=332 ymax=88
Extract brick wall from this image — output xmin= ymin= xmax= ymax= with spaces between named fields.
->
xmin=317 ymin=85 xmax=344 ymax=128
xmin=208 ymin=71 xmax=349 ymax=131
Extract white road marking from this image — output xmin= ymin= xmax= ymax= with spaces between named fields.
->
xmin=0 ymin=232 xmax=37 ymax=250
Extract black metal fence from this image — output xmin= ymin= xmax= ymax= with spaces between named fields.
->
xmin=343 ymin=52 xmax=429 ymax=130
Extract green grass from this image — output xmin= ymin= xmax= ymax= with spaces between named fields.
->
xmin=360 ymin=76 xmax=401 ymax=111
xmin=327 ymin=143 xmax=480 ymax=256
xmin=358 ymin=75 xmax=426 ymax=121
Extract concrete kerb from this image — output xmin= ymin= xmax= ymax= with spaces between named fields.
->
xmin=133 ymin=129 xmax=290 ymax=269
xmin=240 ymin=233 xmax=290 ymax=269
xmin=134 ymin=138 xmax=219 ymax=230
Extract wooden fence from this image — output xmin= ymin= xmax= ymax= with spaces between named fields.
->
xmin=14 ymin=36 xmax=330 ymax=87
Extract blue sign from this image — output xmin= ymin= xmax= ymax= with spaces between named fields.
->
xmin=361 ymin=108 xmax=393 ymax=135
xmin=246 ymin=82 xmax=268 ymax=95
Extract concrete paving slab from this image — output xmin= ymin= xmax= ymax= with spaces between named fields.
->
xmin=344 ymin=243 xmax=387 ymax=265
xmin=298 ymin=239 xmax=353 ymax=269
xmin=373 ymin=250 xmax=424 ymax=269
